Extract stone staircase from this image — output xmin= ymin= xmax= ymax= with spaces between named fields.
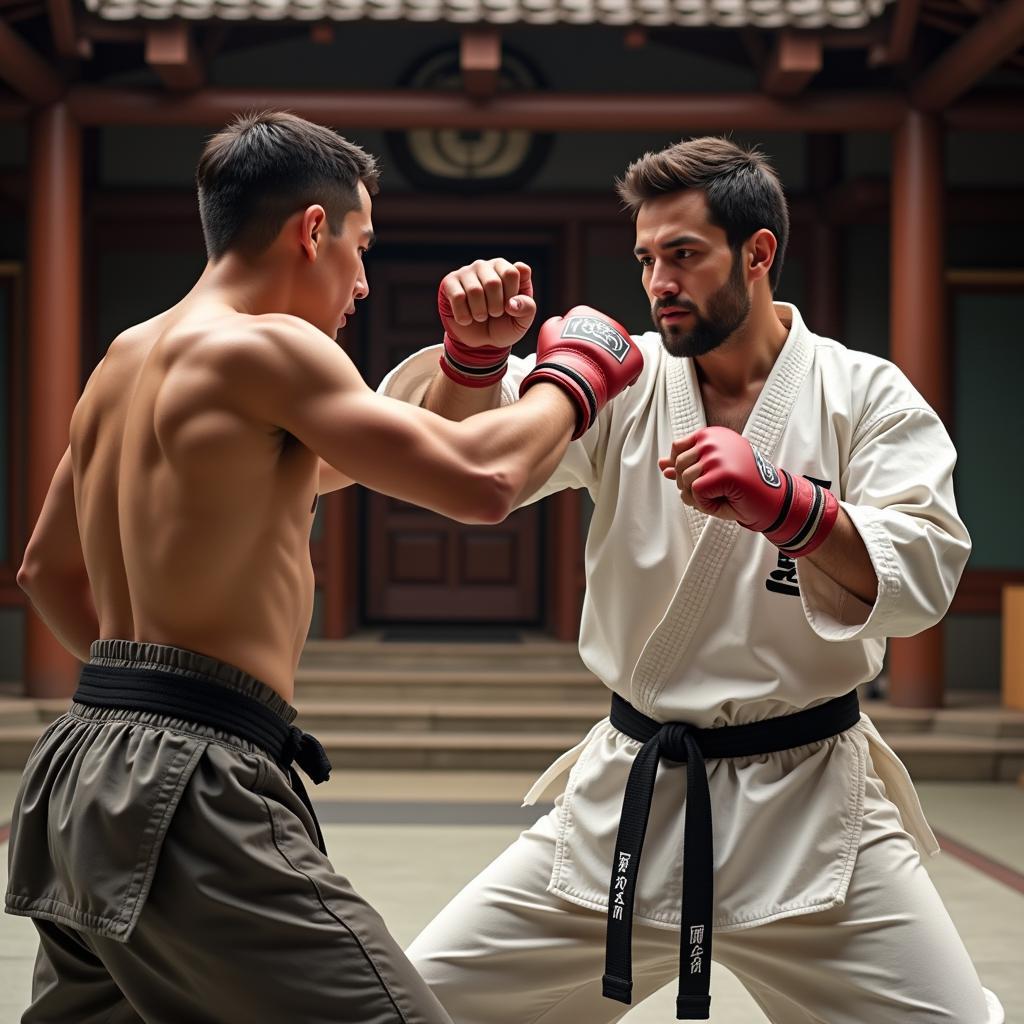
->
xmin=1 ymin=638 xmax=1023 ymax=779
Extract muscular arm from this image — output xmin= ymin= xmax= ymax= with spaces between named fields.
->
xmin=17 ymin=448 xmax=99 ymax=661
xmin=804 ymin=507 xmax=878 ymax=605
xmin=422 ymin=369 xmax=503 ymax=422
xmin=233 ymin=318 xmax=574 ymax=523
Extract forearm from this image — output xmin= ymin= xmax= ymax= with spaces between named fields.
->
xmin=423 ymin=368 xmax=504 ymax=422
xmin=456 ymin=383 xmax=576 ymax=513
xmin=803 ymin=506 xmax=878 ymax=605
xmin=21 ymin=571 xmax=99 ymax=662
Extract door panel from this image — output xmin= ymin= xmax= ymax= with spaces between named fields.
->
xmin=359 ymin=242 xmax=550 ymax=624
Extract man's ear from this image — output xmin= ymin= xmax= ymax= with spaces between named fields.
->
xmin=746 ymin=228 xmax=777 ymax=284
xmin=299 ymin=205 xmax=328 ymax=262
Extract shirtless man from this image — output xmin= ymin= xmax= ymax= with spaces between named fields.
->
xmin=4 ymin=110 xmax=641 ymax=1024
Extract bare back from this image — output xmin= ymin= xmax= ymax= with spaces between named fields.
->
xmin=71 ymin=306 xmax=320 ymax=700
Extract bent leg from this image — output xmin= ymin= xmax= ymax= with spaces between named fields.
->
xmin=715 ymin=775 xmax=1002 ymax=1024
xmin=92 ymin=745 xmax=453 ymax=1024
xmin=408 ymin=807 xmax=679 ymax=1024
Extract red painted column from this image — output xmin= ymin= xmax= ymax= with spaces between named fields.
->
xmin=24 ymin=102 xmax=82 ymax=697
xmin=888 ymin=110 xmax=947 ymax=708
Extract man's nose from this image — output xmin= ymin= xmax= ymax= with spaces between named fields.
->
xmin=650 ymin=265 xmax=680 ymax=298
xmin=355 ymin=277 xmax=369 ymax=301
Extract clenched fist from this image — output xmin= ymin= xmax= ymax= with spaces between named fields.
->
xmin=438 ymin=259 xmax=537 ymax=388
xmin=659 ymin=426 xmax=838 ymax=557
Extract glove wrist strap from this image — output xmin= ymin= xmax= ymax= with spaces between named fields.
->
xmin=439 ymin=333 xmax=511 ymax=389
xmin=763 ymin=471 xmax=840 ymax=558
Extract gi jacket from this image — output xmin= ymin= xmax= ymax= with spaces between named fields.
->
xmin=380 ymin=303 xmax=970 ymax=932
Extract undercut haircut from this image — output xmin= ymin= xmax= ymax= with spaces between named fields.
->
xmin=196 ymin=111 xmax=380 ymax=261
xmin=617 ymin=137 xmax=789 ymax=292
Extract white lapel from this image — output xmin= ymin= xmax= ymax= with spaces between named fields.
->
xmin=630 ymin=305 xmax=816 ymax=714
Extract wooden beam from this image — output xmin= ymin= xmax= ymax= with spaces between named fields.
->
xmin=46 ymin=0 xmax=91 ymax=59
xmin=0 ymin=20 xmax=63 ymax=105
xmin=945 ymin=93 xmax=1024 ymax=130
xmin=913 ymin=0 xmax=1024 ymax=110
xmin=870 ymin=0 xmax=922 ymax=65
xmin=761 ymin=31 xmax=823 ymax=97
xmin=66 ymin=86 xmax=907 ymax=131
xmin=460 ymin=29 xmax=501 ymax=99
xmin=145 ymin=23 xmax=205 ymax=93
xmin=921 ymin=10 xmax=973 ymax=35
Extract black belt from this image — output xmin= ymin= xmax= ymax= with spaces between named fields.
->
xmin=74 ymin=664 xmax=333 ymax=854
xmin=602 ymin=690 xmax=861 ymax=1021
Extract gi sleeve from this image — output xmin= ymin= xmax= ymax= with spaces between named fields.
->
xmin=797 ymin=405 xmax=971 ymax=642
xmin=377 ymin=344 xmax=607 ymax=506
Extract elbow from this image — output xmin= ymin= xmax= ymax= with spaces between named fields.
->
xmin=16 ymin=556 xmax=39 ymax=596
xmin=459 ymin=468 xmax=520 ymax=525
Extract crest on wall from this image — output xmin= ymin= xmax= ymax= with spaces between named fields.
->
xmin=387 ymin=45 xmax=553 ymax=193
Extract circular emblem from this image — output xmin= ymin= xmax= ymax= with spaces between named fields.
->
xmin=387 ymin=46 xmax=553 ymax=194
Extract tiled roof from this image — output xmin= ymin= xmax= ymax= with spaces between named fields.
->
xmin=85 ymin=0 xmax=894 ymax=29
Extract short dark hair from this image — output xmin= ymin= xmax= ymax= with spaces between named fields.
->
xmin=196 ymin=111 xmax=380 ymax=261
xmin=617 ymin=137 xmax=789 ymax=292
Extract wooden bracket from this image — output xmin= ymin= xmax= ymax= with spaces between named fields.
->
xmin=145 ymin=22 xmax=205 ymax=93
xmin=761 ymin=31 xmax=823 ymax=97
xmin=460 ymin=29 xmax=501 ymax=99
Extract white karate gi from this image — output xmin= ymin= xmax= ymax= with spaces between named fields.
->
xmin=380 ymin=304 xmax=1004 ymax=1024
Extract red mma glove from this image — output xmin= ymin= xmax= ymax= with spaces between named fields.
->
xmin=519 ymin=306 xmax=644 ymax=440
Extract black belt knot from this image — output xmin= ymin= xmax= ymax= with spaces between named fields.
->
xmin=659 ymin=722 xmax=697 ymax=762
xmin=74 ymin=663 xmax=333 ymax=855
xmin=285 ymin=726 xmax=332 ymax=785
xmin=601 ymin=690 xmax=860 ymax=1021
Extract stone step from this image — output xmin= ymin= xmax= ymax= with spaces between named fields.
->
xmin=0 ymin=725 xmax=45 ymax=770
xmin=293 ymin=667 xmax=604 ymax=704
xmin=888 ymin=733 xmax=1024 ymax=782
xmin=299 ymin=639 xmax=586 ymax=673
xmin=293 ymin=701 xmax=608 ymax=735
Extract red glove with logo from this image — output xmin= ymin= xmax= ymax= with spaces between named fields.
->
xmin=519 ymin=306 xmax=644 ymax=440
xmin=671 ymin=426 xmax=839 ymax=557
xmin=438 ymin=281 xmax=516 ymax=389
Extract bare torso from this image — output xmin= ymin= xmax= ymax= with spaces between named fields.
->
xmin=70 ymin=301 xmax=320 ymax=702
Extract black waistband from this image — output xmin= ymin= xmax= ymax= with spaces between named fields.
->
xmin=75 ymin=664 xmax=333 ymax=854
xmin=602 ymin=690 xmax=861 ymax=1021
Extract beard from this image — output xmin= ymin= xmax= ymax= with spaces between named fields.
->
xmin=653 ymin=252 xmax=751 ymax=359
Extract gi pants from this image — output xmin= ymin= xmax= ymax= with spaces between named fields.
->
xmin=408 ymin=760 xmax=1004 ymax=1024
xmin=5 ymin=640 xmax=452 ymax=1024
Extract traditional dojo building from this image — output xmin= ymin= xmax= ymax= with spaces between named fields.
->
xmin=1 ymin=0 xmax=1023 ymax=711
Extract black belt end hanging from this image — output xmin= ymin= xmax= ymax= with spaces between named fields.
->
xmin=601 ymin=973 xmax=632 ymax=1005
xmin=676 ymin=994 xmax=711 ymax=1020
xmin=602 ymin=690 xmax=860 ymax=1020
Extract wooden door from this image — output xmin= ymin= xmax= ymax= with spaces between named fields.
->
xmin=359 ymin=241 xmax=551 ymax=624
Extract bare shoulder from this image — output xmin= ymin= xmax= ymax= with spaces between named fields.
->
xmin=199 ymin=313 xmax=368 ymax=430
xmin=205 ymin=313 xmax=348 ymax=377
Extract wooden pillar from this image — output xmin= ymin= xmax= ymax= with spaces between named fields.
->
xmin=888 ymin=109 xmax=947 ymax=708
xmin=806 ymin=135 xmax=843 ymax=339
xmin=24 ymin=102 xmax=82 ymax=697
xmin=321 ymin=488 xmax=356 ymax=639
